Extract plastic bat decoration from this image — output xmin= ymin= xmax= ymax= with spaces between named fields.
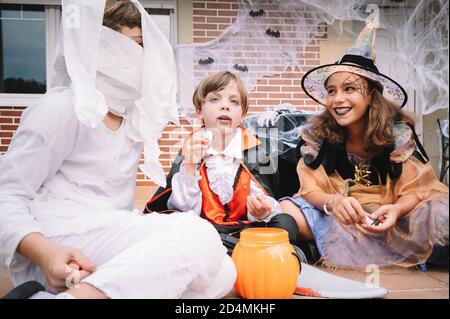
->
xmin=233 ymin=64 xmax=248 ymax=72
xmin=265 ymin=28 xmax=281 ymax=38
xmin=198 ymin=57 xmax=215 ymax=66
xmin=249 ymin=9 xmax=265 ymax=17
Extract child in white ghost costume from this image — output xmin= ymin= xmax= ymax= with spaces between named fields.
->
xmin=0 ymin=0 xmax=235 ymax=299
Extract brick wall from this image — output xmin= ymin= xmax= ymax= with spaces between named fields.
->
xmin=0 ymin=107 xmax=23 ymax=153
xmin=1 ymin=0 xmax=323 ymax=187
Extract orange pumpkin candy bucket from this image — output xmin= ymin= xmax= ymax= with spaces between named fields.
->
xmin=231 ymin=228 xmax=302 ymax=299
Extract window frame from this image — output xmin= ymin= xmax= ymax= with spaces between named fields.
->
xmin=0 ymin=0 xmax=177 ymax=107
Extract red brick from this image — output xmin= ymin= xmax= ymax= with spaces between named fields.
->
xmin=0 ymin=117 xmax=13 ymax=123
xmin=194 ymin=23 xmax=218 ymax=30
xmin=207 ymin=3 xmax=231 ymax=9
xmin=0 ymin=110 xmax=23 ymax=117
xmin=193 ymin=30 xmax=206 ymax=36
xmin=305 ymin=99 xmax=320 ymax=106
xmin=283 ymin=73 xmax=302 ymax=79
xmin=286 ymin=99 xmax=304 ymax=106
xmin=271 ymin=65 xmax=286 ymax=72
xmin=194 ymin=37 xmax=214 ymax=43
xmin=0 ymin=125 xmax=18 ymax=131
xmin=158 ymin=140 xmax=180 ymax=146
xmin=256 ymin=79 xmax=268 ymax=85
xmin=257 ymin=86 xmax=281 ymax=92
xmin=281 ymin=86 xmax=301 ymax=92
xmin=206 ymin=16 xmax=231 ymax=24
xmin=299 ymin=106 xmax=321 ymax=112
xmin=293 ymin=93 xmax=308 ymax=99
xmin=305 ymin=46 xmax=320 ymax=52
xmin=218 ymin=24 xmax=231 ymax=30
xmin=270 ymin=93 xmax=292 ymax=99
xmin=256 ymin=99 xmax=281 ymax=105
xmin=160 ymin=160 xmax=171 ymax=167
xmin=298 ymin=52 xmax=316 ymax=59
xmin=159 ymin=154 xmax=173 ymax=160
xmin=207 ymin=30 xmax=224 ymax=37
xmin=179 ymin=119 xmax=192 ymax=126
xmin=1 ymin=138 xmax=12 ymax=145
xmin=193 ymin=9 xmax=218 ymax=16
xmin=193 ymin=2 xmax=205 ymax=9
xmin=217 ymin=10 xmax=237 ymax=17
xmin=268 ymin=79 xmax=292 ymax=86
xmin=136 ymin=181 xmax=156 ymax=187
xmin=0 ymin=132 xmax=13 ymax=138
xmin=193 ymin=16 xmax=206 ymax=23
xmin=248 ymin=92 xmax=268 ymax=99
xmin=0 ymin=146 xmax=8 ymax=153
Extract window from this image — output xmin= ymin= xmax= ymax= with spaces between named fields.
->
xmin=0 ymin=4 xmax=46 ymax=94
xmin=147 ymin=8 xmax=175 ymax=45
xmin=0 ymin=0 xmax=176 ymax=106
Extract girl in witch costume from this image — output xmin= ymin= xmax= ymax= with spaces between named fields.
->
xmin=145 ymin=71 xmax=302 ymax=256
xmin=0 ymin=0 xmax=234 ymax=299
xmin=280 ymin=25 xmax=448 ymax=269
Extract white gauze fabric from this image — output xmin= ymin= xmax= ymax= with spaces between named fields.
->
xmin=51 ymin=0 xmax=178 ymax=187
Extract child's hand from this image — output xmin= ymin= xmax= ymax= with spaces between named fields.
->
xmin=328 ymin=194 xmax=368 ymax=225
xmin=39 ymin=243 xmax=96 ymax=292
xmin=247 ymin=194 xmax=273 ymax=220
xmin=182 ymin=131 xmax=212 ymax=165
xmin=360 ymin=204 xmax=401 ymax=234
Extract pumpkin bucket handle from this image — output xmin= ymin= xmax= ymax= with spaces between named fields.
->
xmin=291 ymin=246 xmax=304 ymax=275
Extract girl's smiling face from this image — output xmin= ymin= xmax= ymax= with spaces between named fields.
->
xmin=325 ymin=72 xmax=372 ymax=128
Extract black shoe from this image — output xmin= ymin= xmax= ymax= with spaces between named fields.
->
xmin=296 ymin=240 xmax=321 ymax=264
xmin=2 ymin=281 xmax=45 ymax=299
xmin=426 ymin=244 xmax=449 ymax=268
xmin=219 ymin=233 xmax=239 ymax=256
xmin=292 ymin=244 xmax=308 ymax=264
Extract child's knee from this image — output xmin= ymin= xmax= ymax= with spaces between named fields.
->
xmin=179 ymin=216 xmax=226 ymax=268
xmin=271 ymin=213 xmax=300 ymax=243
xmin=212 ymin=255 xmax=236 ymax=298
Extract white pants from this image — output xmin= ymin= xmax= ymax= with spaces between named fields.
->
xmin=11 ymin=212 xmax=236 ymax=298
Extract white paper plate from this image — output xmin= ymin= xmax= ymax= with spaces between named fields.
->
xmin=296 ymin=263 xmax=389 ymax=299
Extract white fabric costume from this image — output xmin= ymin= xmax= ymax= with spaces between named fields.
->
xmin=0 ymin=0 xmax=235 ymax=298
xmin=168 ymin=128 xmax=282 ymax=222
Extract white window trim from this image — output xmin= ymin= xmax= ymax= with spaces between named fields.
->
xmin=0 ymin=0 xmax=177 ymax=107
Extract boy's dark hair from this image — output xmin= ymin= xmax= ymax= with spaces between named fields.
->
xmin=103 ymin=0 xmax=141 ymax=31
xmin=192 ymin=71 xmax=249 ymax=115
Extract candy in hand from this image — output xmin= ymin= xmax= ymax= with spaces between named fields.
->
xmin=203 ymin=130 xmax=213 ymax=146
